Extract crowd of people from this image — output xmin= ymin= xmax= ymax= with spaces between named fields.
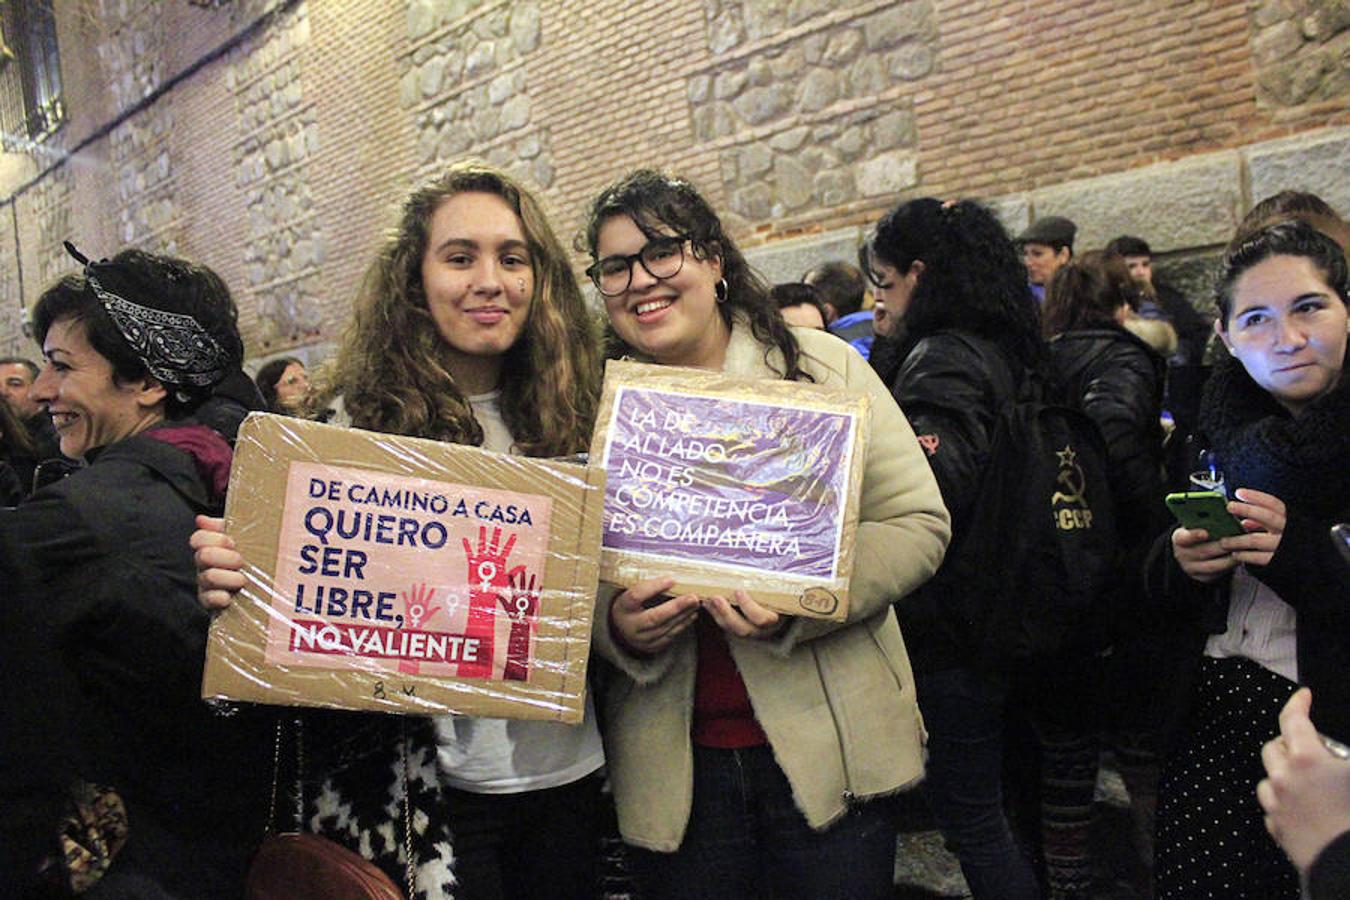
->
xmin=0 ymin=163 xmax=1346 ymax=900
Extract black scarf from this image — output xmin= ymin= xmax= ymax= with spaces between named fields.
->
xmin=1199 ymin=352 xmax=1350 ymax=519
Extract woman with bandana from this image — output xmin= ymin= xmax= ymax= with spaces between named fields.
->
xmin=0 ymin=246 xmax=271 ymax=897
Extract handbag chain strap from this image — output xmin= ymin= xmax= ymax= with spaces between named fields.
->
xmin=263 ymin=715 xmax=308 ymax=838
xmin=294 ymin=716 xmax=305 ymax=830
xmin=266 ymin=713 xmax=415 ymax=899
xmin=264 ymin=716 xmax=283 ymax=838
xmin=401 ymin=718 xmax=415 ymax=899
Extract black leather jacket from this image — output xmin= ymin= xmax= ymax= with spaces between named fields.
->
xmin=1049 ymin=325 xmax=1168 ymax=543
xmin=0 ymin=429 xmax=270 ymax=897
xmin=885 ymin=331 xmax=1020 ymax=673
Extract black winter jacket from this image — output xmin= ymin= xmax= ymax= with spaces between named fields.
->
xmin=1049 ymin=325 xmax=1168 ymax=547
xmin=885 ymin=331 xmax=1020 ymax=673
xmin=0 ymin=428 xmax=270 ymax=897
xmin=1145 ymin=354 xmax=1350 ymax=748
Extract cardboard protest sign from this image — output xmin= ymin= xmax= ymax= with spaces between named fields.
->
xmin=202 ymin=413 xmax=604 ymax=722
xmin=590 ymin=360 xmax=868 ymax=621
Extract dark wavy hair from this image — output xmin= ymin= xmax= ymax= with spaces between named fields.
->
xmin=325 ymin=161 xmax=601 ymax=456
xmin=255 ymin=356 xmax=303 ymax=413
xmin=33 ymin=249 xmax=243 ymax=418
xmin=579 ymin=169 xmax=810 ymax=381
xmin=1216 ymin=219 xmax=1350 ymax=328
xmin=862 ymin=198 xmax=1045 ymax=369
xmin=1043 ymin=250 xmax=1138 ymax=336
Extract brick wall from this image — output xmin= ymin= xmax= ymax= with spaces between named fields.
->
xmin=1 ymin=0 xmax=1346 ymax=360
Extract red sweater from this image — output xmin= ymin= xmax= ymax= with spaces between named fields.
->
xmin=691 ymin=613 xmax=767 ymax=748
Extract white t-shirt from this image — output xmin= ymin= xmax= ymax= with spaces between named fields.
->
xmin=330 ymin=392 xmax=605 ymax=794
xmin=433 ymin=391 xmax=604 ymax=793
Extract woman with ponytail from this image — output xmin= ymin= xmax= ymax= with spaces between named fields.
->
xmin=862 ymin=197 xmax=1045 ymax=900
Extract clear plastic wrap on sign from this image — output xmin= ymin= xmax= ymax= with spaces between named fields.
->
xmin=590 ymin=360 xmax=869 ymax=621
xmin=201 ymin=413 xmax=604 ymax=722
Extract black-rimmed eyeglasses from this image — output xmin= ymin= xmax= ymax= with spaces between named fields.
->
xmin=586 ymin=236 xmax=688 ymax=297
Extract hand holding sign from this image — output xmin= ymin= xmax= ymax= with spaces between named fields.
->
xmin=703 ymin=590 xmax=783 ymax=641
xmin=609 ymin=576 xmax=701 ymax=657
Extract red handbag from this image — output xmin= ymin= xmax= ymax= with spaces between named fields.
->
xmin=246 ymin=832 xmax=402 ymax=900
xmin=245 ymin=717 xmax=410 ymax=900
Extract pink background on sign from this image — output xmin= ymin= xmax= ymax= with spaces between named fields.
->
xmin=263 ymin=461 xmax=553 ymax=681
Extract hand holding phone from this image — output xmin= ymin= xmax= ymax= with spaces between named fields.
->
xmin=1165 ymin=491 xmax=1246 ymax=539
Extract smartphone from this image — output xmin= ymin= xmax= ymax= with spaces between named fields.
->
xmin=1165 ymin=491 xmax=1246 ymax=539
xmin=1333 ymin=524 xmax=1350 ymax=566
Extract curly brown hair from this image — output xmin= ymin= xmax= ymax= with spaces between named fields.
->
xmin=323 ymin=162 xmax=601 ymax=457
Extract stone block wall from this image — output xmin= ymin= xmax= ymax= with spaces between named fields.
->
xmin=24 ymin=165 xmax=75 ymax=289
xmin=1250 ymin=0 xmax=1350 ymax=107
xmin=0 ymin=207 xmax=19 ymax=342
xmin=692 ymin=0 xmax=932 ymax=229
xmin=95 ymin=0 xmax=168 ymax=115
xmin=110 ymin=106 xmax=179 ymax=253
xmin=1 ymin=0 xmax=1348 ymax=359
xmin=403 ymin=1 xmax=554 ymax=190
xmin=229 ymin=4 xmax=325 ymax=349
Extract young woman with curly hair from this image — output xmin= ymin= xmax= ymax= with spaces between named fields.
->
xmin=862 ymin=197 xmax=1046 ymax=900
xmin=581 ymin=170 xmax=950 ymax=899
xmin=325 ymin=165 xmax=597 ymax=454
xmin=195 ymin=162 xmax=605 ymax=899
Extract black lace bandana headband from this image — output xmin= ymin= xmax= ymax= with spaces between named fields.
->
xmin=63 ymin=241 xmax=229 ymax=388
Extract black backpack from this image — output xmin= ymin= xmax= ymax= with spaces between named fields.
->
xmin=947 ymin=339 xmax=1123 ymax=669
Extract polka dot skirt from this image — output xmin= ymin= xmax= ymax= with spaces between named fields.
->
xmin=1156 ymin=655 xmax=1301 ymax=899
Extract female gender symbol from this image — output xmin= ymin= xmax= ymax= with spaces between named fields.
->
xmin=476 ymin=560 xmax=498 ymax=591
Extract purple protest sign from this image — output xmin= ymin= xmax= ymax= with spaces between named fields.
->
xmin=599 ymin=386 xmax=856 ymax=580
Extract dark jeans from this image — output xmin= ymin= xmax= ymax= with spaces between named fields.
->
xmin=628 ymin=744 xmax=896 ymax=900
xmin=916 ymin=667 xmax=1040 ymax=900
xmin=445 ymin=772 xmax=602 ymax=900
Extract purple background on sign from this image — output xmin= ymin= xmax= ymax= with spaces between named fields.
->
xmin=602 ymin=388 xmax=853 ymax=579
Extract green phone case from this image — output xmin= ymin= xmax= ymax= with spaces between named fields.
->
xmin=1165 ymin=491 xmax=1246 ymax=538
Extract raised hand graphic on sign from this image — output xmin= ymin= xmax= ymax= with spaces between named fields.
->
xmin=462 ymin=526 xmax=519 ymax=593
xmin=397 ymin=582 xmax=442 ymax=674
xmin=499 ymin=570 xmax=539 ymax=682
xmin=401 ymin=582 xmax=442 ymax=629
xmin=458 ymin=526 xmax=523 ymax=679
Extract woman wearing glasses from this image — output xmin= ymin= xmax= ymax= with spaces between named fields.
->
xmin=579 ymin=170 xmax=951 ymax=899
